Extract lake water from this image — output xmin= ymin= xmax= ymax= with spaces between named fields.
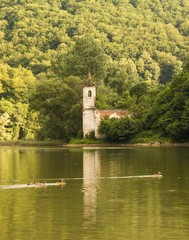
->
xmin=0 ymin=146 xmax=188 ymax=240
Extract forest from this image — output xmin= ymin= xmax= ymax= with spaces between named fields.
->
xmin=0 ymin=0 xmax=188 ymax=142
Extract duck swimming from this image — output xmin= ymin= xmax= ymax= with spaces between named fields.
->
xmin=27 ymin=181 xmax=38 ymax=186
xmin=154 ymin=172 xmax=162 ymax=177
xmin=37 ymin=181 xmax=46 ymax=187
xmin=56 ymin=179 xmax=65 ymax=184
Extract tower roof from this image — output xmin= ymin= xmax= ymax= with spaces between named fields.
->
xmin=85 ymin=71 xmax=96 ymax=86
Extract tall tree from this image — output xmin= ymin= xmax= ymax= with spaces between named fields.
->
xmin=29 ymin=76 xmax=83 ymax=140
xmin=52 ymin=36 xmax=108 ymax=82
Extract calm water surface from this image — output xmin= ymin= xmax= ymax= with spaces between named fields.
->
xmin=0 ymin=146 xmax=188 ymax=240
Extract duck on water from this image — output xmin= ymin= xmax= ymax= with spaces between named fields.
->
xmin=27 ymin=180 xmax=65 ymax=187
xmin=154 ymin=172 xmax=162 ymax=177
xmin=56 ymin=179 xmax=65 ymax=184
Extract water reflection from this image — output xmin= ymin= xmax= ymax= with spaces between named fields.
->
xmin=0 ymin=147 xmax=188 ymax=240
xmin=0 ymin=148 xmax=39 ymax=183
xmin=0 ymin=147 xmax=73 ymax=184
xmin=81 ymin=148 xmax=189 ymax=239
xmin=83 ymin=150 xmax=100 ymax=228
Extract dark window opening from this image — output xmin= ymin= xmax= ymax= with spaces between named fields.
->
xmin=88 ymin=90 xmax=92 ymax=97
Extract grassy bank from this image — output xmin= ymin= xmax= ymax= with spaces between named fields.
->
xmin=0 ymin=136 xmax=188 ymax=147
xmin=0 ymin=140 xmax=65 ymax=147
xmin=68 ymin=138 xmax=105 ymax=145
xmin=68 ymin=132 xmax=189 ymax=145
xmin=68 ymin=132 xmax=171 ymax=145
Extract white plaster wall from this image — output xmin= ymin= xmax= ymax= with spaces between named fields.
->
xmin=83 ymin=109 xmax=95 ymax=137
xmin=94 ymin=111 xmax=101 ymax=138
xmin=83 ymin=86 xmax=96 ymax=109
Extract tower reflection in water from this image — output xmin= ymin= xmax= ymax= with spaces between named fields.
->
xmin=83 ymin=150 xmax=100 ymax=228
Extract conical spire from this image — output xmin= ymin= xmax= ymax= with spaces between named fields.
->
xmin=86 ymin=71 xmax=93 ymax=86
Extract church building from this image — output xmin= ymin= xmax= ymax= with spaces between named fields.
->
xmin=83 ymin=74 xmax=130 ymax=138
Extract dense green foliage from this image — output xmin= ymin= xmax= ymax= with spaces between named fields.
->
xmin=100 ymin=59 xmax=189 ymax=142
xmin=0 ymin=62 xmax=37 ymax=140
xmin=147 ymin=60 xmax=189 ymax=141
xmin=98 ymin=116 xmax=139 ymax=142
xmin=0 ymin=0 xmax=188 ymax=141
xmin=52 ymin=36 xmax=108 ymax=81
xmin=30 ymin=75 xmax=83 ymax=140
xmin=0 ymin=0 xmax=188 ymax=81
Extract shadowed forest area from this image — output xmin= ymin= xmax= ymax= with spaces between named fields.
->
xmin=0 ymin=0 xmax=188 ymax=142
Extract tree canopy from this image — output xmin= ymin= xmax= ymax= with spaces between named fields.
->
xmin=0 ymin=0 xmax=188 ymax=142
xmin=52 ymin=36 xmax=108 ymax=82
xmin=146 ymin=58 xmax=189 ymax=141
xmin=0 ymin=0 xmax=188 ymax=83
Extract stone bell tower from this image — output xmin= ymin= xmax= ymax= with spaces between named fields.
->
xmin=83 ymin=73 xmax=96 ymax=138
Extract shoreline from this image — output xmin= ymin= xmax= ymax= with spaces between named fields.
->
xmin=62 ymin=143 xmax=189 ymax=147
xmin=0 ymin=141 xmax=188 ymax=148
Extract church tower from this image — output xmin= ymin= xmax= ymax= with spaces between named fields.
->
xmin=83 ymin=73 xmax=96 ymax=137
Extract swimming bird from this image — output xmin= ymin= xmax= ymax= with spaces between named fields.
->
xmin=37 ymin=181 xmax=46 ymax=187
xmin=154 ymin=172 xmax=162 ymax=177
xmin=56 ymin=179 xmax=65 ymax=184
xmin=27 ymin=181 xmax=37 ymax=186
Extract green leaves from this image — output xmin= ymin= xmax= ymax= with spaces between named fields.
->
xmin=0 ymin=0 xmax=188 ymax=141
xmin=98 ymin=116 xmax=139 ymax=142
xmin=147 ymin=58 xmax=189 ymax=141
xmin=0 ymin=63 xmax=35 ymax=102
xmin=0 ymin=0 xmax=187 ymax=83
xmin=29 ymin=76 xmax=83 ymax=140
xmin=52 ymin=36 xmax=108 ymax=82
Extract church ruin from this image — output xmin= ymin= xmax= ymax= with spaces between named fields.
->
xmin=83 ymin=74 xmax=131 ymax=138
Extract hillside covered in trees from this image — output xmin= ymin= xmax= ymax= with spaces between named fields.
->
xmin=0 ymin=0 xmax=188 ymax=142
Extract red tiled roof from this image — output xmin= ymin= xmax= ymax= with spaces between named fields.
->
xmin=95 ymin=109 xmax=130 ymax=119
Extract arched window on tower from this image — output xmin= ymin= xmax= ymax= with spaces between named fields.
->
xmin=88 ymin=90 xmax=92 ymax=97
